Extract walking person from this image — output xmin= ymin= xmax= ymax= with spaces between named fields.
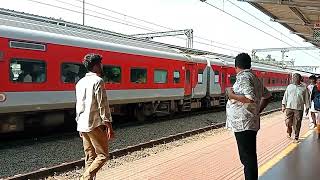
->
xmin=308 ymin=75 xmax=317 ymax=129
xmin=282 ymin=73 xmax=310 ymax=143
xmin=75 ymin=53 xmax=114 ymax=180
xmin=311 ymin=76 xmax=320 ymax=139
xmin=226 ymin=53 xmax=272 ymax=180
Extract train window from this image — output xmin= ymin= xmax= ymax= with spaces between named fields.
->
xmin=198 ymin=70 xmax=203 ymax=84
xmin=131 ymin=68 xmax=147 ymax=83
xmin=9 ymin=40 xmax=46 ymax=51
xmin=214 ymin=71 xmax=219 ymax=84
xmin=272 ymin=79 xmax=276 ymax=84
xmin=61 ymin=63 xmax=86 ymax=83
xmin=267 ymin=78 xmax=271 ymax=84
xmin=10 ymin=59 xmax=46 ymax=83
xmin=173 ymin=70 xmax=180 ymax=83
xmin=186 ymin=70 xmax=190 ymax=84
xmin=154 ymin=69 xmax=167 ymax=83
xmin=230 ymin=75 xmax=236 ymax=85
xmin=103 ymin=66 xmax=121 ymax=83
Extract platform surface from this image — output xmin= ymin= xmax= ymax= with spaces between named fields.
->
xmin=96 ymin=112 xmax=311 ymax=180
xmin=260 ymin=131 xmax=320 ymax=180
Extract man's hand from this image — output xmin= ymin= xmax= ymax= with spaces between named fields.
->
xmin=282 ymin=104 xmax=286 ymax=113
xmin=258 ymin=96 xmax=272 ymax=114
xmin=226 ymin=87 xmax=234 ymax=99
xmin=105 ymin=122 xmax=115 ymax=140
xmin=79 ymin=132 xmax=83 ymax=138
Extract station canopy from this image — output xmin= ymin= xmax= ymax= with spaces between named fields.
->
xmin=240 ymin=0 xmax=320 ymax=47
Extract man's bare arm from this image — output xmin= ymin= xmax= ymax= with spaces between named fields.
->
xmin=229 ymin=93 xmax=254 ymax=104
xmin=259 ymin=96 xmax=272 ymax=113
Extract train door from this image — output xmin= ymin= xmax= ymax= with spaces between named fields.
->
xmin=184 ymin=63 xmax=194 ymax=96
xmin=220 ymin=67 xmax=227 ymax=93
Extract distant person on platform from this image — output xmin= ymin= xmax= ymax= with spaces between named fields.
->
xmin=308 ymin=75 xmax=317 ymax=128
xmin=226 ymin=53 xmax=272 ymax=180
xmin=75 ymin=53 xmax=114 ymax=180
xmin=301 ymin=77 xmax=307 ymax=87
xmin=310 ymin=76 xmax=320 ymax=139
xmin=282 ymin=73 xmax=310 ymax=143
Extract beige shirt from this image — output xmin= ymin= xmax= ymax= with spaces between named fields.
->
xmin=75 ymin=72 xmax=112 ymax=132
xmin=282 ymin=84 xmax=310 ymax=111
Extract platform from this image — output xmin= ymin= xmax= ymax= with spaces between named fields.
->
xmin=260 ymin=131 xmax=320 ymax=180
xmin=96 ymin=112 xmax=311 ymax=180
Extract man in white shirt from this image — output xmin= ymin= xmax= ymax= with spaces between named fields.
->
xmin=226 ymin=53 xmax=272 ymax=180
xmin=307 ymin=75 xmax=317 ymax=128
xmin=76 ymin=53 xmax=114 ymax=180
xmin=282 ymin=73 xmax=310 ymax=143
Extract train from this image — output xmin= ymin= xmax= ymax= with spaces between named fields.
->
xmin=0 ymin=9 xmax=312 ymax=133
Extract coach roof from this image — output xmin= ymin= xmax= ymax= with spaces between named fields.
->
xmin=0 ymin=25 xmax=208 ymax=64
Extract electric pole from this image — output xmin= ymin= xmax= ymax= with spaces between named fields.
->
xmin=82 ymin=0 xmax=85 ymax=25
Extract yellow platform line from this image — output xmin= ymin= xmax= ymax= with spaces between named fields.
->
xmin=258 ymin=129 xmax=314 ymax=176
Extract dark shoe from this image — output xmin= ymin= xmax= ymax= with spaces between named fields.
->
xmin=318 ymin=134 xmax=320 ymax=139
xmin=287 ymin=133 xmax=291 ymax=138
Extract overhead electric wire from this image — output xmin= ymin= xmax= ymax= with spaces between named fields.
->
xmin=69 ymin=0 xmax=250 ymax=52
xmin=224 ymin=0 xmax=320 ymax=62
xmin=226 ymin=0 xmax=296 ymax=44
xmin=71 ymin=0 xmax=172 ymax=31
xmin=201 ymin=1 xmax=296 ymax=47
xmin=26 ymin=0 xmax=246 ymax=53
xmin=26 ymin=0 xmax=155 ymax=32
xmin=53 ymin=0 xmax=165 ymax=33
xmin=202 ymin=0 xmax=320 ymax=64
xmin=205 ymin=0 xmax=320 ymax=63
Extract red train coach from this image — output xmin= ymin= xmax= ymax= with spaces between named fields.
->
xmin=0 ymin=24 xmax=211 ymax=133
xmin=0 ymin=9 xmax=308 ymax=133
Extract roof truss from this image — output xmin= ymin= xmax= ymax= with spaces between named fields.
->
xmin=239 ymin=0 xmax=320 ymax=47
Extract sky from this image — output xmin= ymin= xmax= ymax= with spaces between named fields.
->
xmin=1 ymin=0 xmax=320 ymax=69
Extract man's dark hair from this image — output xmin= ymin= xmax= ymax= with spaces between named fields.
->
xmin=293 ymin=73 xmax=302 ymax=81
xmin=82 ymin=53 xmax=102 ymax=71
xmin=309 ymin=75 xmax=316 ymax=80
xmin=235 ymin=53 xmax=251 ymax=69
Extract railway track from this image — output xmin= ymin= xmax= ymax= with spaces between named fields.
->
xmin=7 ymin=108 xmax=281 ymax=180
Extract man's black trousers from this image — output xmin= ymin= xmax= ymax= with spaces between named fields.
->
xmin=235 ymin=130 xmax=258 ymax=180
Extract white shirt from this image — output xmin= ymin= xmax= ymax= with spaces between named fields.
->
xmin=282 ymin=84 xmax=310 ymax=111
xmin=75 ymin=72 xmax=112 ymax=132
xmin=308 ymin=84 xmax=315 ymax=94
